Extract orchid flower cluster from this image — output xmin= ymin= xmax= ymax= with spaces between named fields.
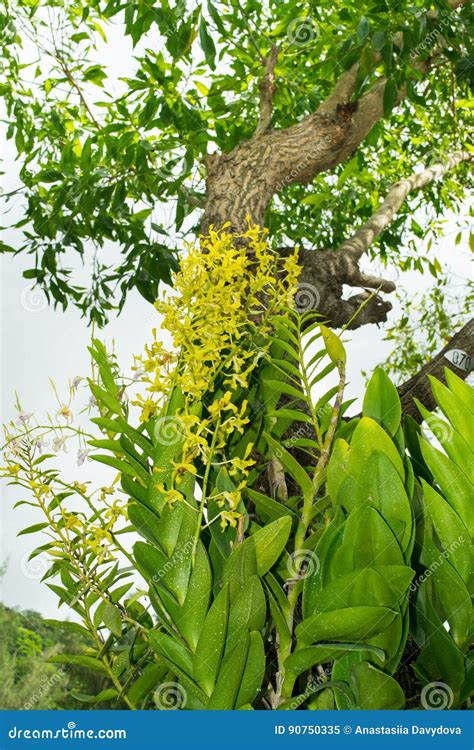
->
xmin=1 ymin=374 xmax=129 ymax=568
xmin=133 ymin=222 xmax=300 ymax=526
xmin=1 ymin=223 xmax=300 ymax=567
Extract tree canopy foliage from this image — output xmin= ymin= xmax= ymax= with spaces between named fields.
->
xmin=0 ymin=600 xmax=120 ymax=708
xmin=1 ymin=0 xmax=472 ymax=329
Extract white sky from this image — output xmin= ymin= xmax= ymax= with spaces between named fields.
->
xmin=0 ymin=16 xmax=472 ymax=618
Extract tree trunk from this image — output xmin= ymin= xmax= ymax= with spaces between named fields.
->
xmin=398 ymin=319 xmax=474 ymax=420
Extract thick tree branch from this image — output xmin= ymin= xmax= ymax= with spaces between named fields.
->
xmin=398 ymin=319 xmax=474 ymax=419
xmin=278 ymin=149 xmax=471 ymax=329
xmin=202 ymin=0 xmax=471 ymax=236
xmin=336 ymin=150 xmax=473 ymax=259
xmin=281 ymin=246 xmax=395 ymax=329
xmin=316 ymin=64 xmax=359 ymax=114
xmin=255 ymin=46 xmax=279 ymax=136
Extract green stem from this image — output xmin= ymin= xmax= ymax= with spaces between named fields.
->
xmin=191 ymin=417 xmax=221 ymax=562
xmin=297 ymin=317 xmax=324 ymax=449
xmin=278 ymin=361 xmax=346 ymax=703
xmin=83 ymin=608 xmax=137 ymax=710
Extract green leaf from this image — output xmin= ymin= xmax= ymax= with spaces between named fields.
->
xmin=420 ymin=535 xmax=471 ymax=649
xmin=444 ymin=369 xmax=474 ymax=415
xmin=18 ymin=522 xmax=49 ymax=536
xmin=350 ymin=417 xmax=404 ymax=480
xmin=71 ymin=688 xmax=118 ymax=704
xmin=354 ymin=451 xmax=412 ymax=553
xmin=428 ymin=376 xmax=473 ymax=445
xmin=149 ymin=630 xmax=194 ymax=676
xmin=284 ymin=643 xmax=386 ymax=681
xmin=350 ymin=661 xmax=405 ymax=709
xmin=88 ymin=438 xmax=124 ymax=453
xmin=48 ymin=654 xmax=108 ymax=674
xmin=175 ymin=542 xmax=212 ymax=651
xmin=421 ymin=479 xmax=471 ymax=585
xmin=235 ymin=632 xmax=265 ymax=708
xmin=43 ymin=620 xmax=94 ymax=640
xmin=151 ymin=651 xmax=207 ymax=706
xmin=268 ymin=408 xmax=312 ymax=425
xmin=133 ymin=541 xmax=168 ymax=585
xmin=331 ymin=505 xmax=404 ymax=575
xmin=128 ymin=503 xmax=162 ymax=547
xmin=383 ymin=77 xmax=398 ymax=116
xmin=92 ymin=454 xmax=147 ymax=483
xmin=267 ymin=589 xmax=291 ymax=656
xmin=414 ymin=594 xmax=465 ymax=698
xmin=357 ymin=16 xmax=370 ymax=41
xmin=416 ymin=400 xmax=473 ymax=482
xmin=160 ymin=515 xmax=197 ymax=605
xmin=320 ymin=325 xmax=346 ymax=365
xmin=199 ymin=18 xmax=216 ymax=69
xmin=222 ymin=536 xmax=258 ymax=600
xmin=420 ymin=439 xmax=474 ymax=536
xmin=226 ymin=575 xmax=266 ymax=653
xmin=296 ymin=606 xmax=397 ymax=644
xmin=194 ymin=584 xmax=229 ymax=696
xmin=89 ymin=382 xmax=123 ymax=416
xmin=302 ymin=507 xmax=346 ymax=618
xmin=246 ymin=515 xmax=293 ymax=576
xmin=89 ymin=340 xmax=119 ymax=396
xmin=247 ymin=488 xmax=297 ymax=523
xmin=372 ymin=31 xmax=386 ymax=51
xmin=363 ymin=367 xmax=401 ymax=436
xmin=206 ymin=633 xmax=250 ymax=709
xmin=127 ymin=663 xmax=166 ymax=705
xmin=314 ymin=566 xmax=411 ymax=613
xmin=96 ymin=601 xmax=122 ymax=637
xmin=326 ymin=439 xmax=353 ymax=508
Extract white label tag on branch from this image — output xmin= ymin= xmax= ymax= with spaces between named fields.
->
xmin=444 ymin=349 xmax=473 ymax=373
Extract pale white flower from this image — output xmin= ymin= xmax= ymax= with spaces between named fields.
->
xmin=77 ymin=449 xmax=91 ymax=466
xmin=16 ymin=411 xmax=33 ymax=426
xmin=52 ymin=436 xmax=67 ymax=452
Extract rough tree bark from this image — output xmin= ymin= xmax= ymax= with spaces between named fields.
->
xmin=398 ymin=319 xmax=474 ymax=420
